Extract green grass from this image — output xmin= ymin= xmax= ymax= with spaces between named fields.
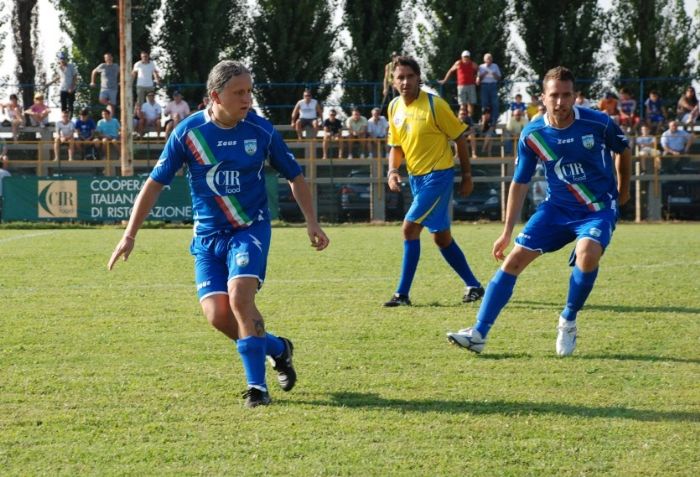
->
xmin=1 ymin=223 xmax=699 ymax=476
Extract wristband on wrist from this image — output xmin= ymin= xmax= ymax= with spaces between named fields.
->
xmin=123 ymin=234 xmax=136 ymax=241
xmin=387 ymin=168 xmax=400 ymax=178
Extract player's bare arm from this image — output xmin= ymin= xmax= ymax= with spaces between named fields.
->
xmin=493 ymin=182 xmax=530 ymax=261
xmin=288 ymin=174 xmax=329 ymax=251
xmin=387 ymin=146 xmax=404 ymax=192
xmin=454 ymin=134 xmax=473 ymax=197
xmin=107 ymin=178 xmax=164 ymax=270
xmin=615 ymin=147 xmax=632 ymax=205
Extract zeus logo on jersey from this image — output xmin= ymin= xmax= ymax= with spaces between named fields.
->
xmin=557 ymin=138 xmax=574 ymax=145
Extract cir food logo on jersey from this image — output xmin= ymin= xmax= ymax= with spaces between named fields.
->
xmin=206 ymin=163 xmax=241 ymax=194
xmin=37 ymin=180 xmax=78 ymax=218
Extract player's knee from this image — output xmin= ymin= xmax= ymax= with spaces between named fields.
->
xmin=433 ymin=232 xmax=452 ymax=248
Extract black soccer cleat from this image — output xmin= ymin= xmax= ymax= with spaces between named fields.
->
xmin=242 ymin=387 xmax=272 ymax=408
xmin=383 ymin=293 xmax=411 ymax=307
xmin=463 ymin=286 xmax=485 ymax=303
xmin=270 ymin=337 xmax=296 ymax=392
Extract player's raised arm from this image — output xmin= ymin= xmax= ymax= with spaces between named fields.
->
xmin=288 ymin=174 xmax=329 ymax=251
xmin=107 ymin=178 xmax=165 ymax=270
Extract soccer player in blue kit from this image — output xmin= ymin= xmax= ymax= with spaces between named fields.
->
xmin=108 ymin=60 xmax=329 ymax=407
xmin=447 ymin=66 xmax=631 ymax=356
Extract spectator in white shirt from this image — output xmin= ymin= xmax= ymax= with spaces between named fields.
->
xmin=53 ymin=109 xmax=75 ymax=161
xmin=132 ymin=51 xmax=161 ymax=106
xmin=366 ymin=107 xmax=389 ymax=158
xmin=138 ymin=91 xmax=162 ymax=137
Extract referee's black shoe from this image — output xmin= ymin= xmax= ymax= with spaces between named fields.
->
xmin=270 ymin=337 xmax=296 ymax=392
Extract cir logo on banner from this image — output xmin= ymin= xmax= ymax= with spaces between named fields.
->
xmin=38 ymin=180 xmax=78 ymax=218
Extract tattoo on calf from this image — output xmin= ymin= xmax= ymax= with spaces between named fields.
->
xmin=253 ymin=318 xmax=265 ymax=337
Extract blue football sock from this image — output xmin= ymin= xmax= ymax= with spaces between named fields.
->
xmin=474 ymin=269 xmax=517 ymax=338
xmin=561 ymin=266 xmax=599 ymax=321
xmin=236 ymin=336 xmax=267 ymax=391
xmin=396 ymin=239 xmax=420 ymax=296
xmin=439 ymin=239 xmax=480 ymax=288
xmin=265 ymin=332 xmax=285 ymax=358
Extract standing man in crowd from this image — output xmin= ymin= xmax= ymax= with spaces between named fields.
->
xmin=382 ymin=51 xmax=400 ymax=109
xmin=438 ymin=50 xmax=478 ymax=119
xmin=108 ymin=60 xmax=329 ymax=408
xmin=291 ymin=89 xmax=322 ymax=140
xmin=447 ymin=66 xmax=631 ymax=357
xmin=49 ymin=52 xmax=79 ymax=117
xmin=132 ymin=51 xmax=161 ymax=107
xmin=384 ymin=56 xmax=483 ymax=307
xmin=90 ymin=52 xmax=120 ymax=115
xmin=476 ymin=53 xmax=502 ymax=121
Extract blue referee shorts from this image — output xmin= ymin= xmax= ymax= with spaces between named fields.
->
xmin=190 ymin=220 xmax=271 ymax=301
xmin=405 ymin=168 xmax=454 ymax=233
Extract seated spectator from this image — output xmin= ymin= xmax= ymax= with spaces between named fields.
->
xmin=457 ymin=105 xmax=478 ymax=159
xmin=2 ymin=94 xmax=24 ymax=142
xmin=508 ymin=93 xmax=527 ymax=117
xmin=322 ymin=109 xmax=343 ymax=159
xmin=661 ymin=120 xmax=691 ymax=155
xmin=345 ymin=107 xmax=368 ymax=158
xmin=503 ymin=108 xmax=528 ymax=154
xmin=74 ymin=108 xmax=97 ymax=159
xmin=598 ymin=91 xmax=619 ymax=123
xmin=197 ymin=95 xmax=210 ymax=111
xmin=644 ymin=90 xmax=666 ymax=134
xmin=366 ymin=107 xmax=389 ymax=158
xmin=618 ymin=87 xmax=640 ymax=132
xmin=95 ymin=108 xmax=121 ymax=158
xmin=0 ymin=136 xmax=8 ymax=167
xmin=291 ymin=89 xmax=322 ymax=139
xmin=526 ymin=97 xmax=541 ymax=120
xmin=24 ymin=92 xmax=50 ymax=127
xmin=575 ymin=90 xmax=592 ymax=109
xmin=676 ymin=86 xmax=699 ymax=130
xmin=635 ymin=125 xmax=657 ymax=157
xmin=138 ymin=91 xmax=162 ymax=136
xmin=163 ymin=90 xmax=191 ymax=138
xmin=53 ymin=109 xmax=75 ymax=161
xmin=478 ymin=106 xmax=496 ymax=155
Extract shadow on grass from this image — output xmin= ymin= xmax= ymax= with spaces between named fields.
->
xmin=576 ymin=353 xmax=700 ymax=365
xmin=302 ymin=392 xmax=698 ymax=422
xmin=511 ymin=299 xmax=700 ymax=315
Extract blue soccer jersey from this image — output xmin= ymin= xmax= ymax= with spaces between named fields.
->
xmin=150 ymin=110 xmax=302 ymax=236
xmin=514 ymin=106 xmax=629 ymax=213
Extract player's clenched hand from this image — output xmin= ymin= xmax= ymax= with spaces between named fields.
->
xmin=387 ymin=173 xmax=402 ymax=192
xmin=107 ymin=236 xmax=135 ymax=270
xmin=458 ymin=175 xmax=473 ymax=197
xmin=307 ymin=224 xmax=329 ymax=251
xmin=492 ymin=232 xmax=511 ymax=261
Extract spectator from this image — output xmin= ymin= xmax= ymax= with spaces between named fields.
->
xmin=598 ymin=91 xmax=619 ymax=122
xmin=661 ymin=120 xmax=691 ymax=156
xmin=526 ymin=97 xmax=541 ymax=120
xmin=644 ymin=90 xmax=666 ymax=134
xmin=366 ymin=107 xmax=389 ymax=158
xmin=0 ymin=151 xmax=10 ymax=206
xmin=95 ymin=108 xmax=120 ymax=158
xmin=291 ymin=89 xmax=322 ymax=139
xmin=2 ymin=94 xmax=23 ymax=142
xmin=457 ymin=105 xmax=478 ymax=159
xmin=676 ymin=86 xmax=699 ymax=129
xmin=24 ymin=92 xmax=50 ymax=127
xmin=618 ymin=87 xmax=640 ymax=132
xmin=53 ymin=109 xmax=76 ymax=161
xmin=382 ymin=51 xmax=400 ymax=106
xmin=476 ymin=53 xmax=502 ymax=120
xmin=197 ymin=95 xmax=210 ymax=111
xmin=503 ymin=108 xmax=528 ymax=154
xmin=138 ymin=91 xmax=162 ymax=137
xmin=635 ymin=124 xmax=657 ymax=157
xmin=508 ymin=93 xmax=527 ymax=117
xmin=163 ymin=91 xmax=191 ymax=138
xmin=438 ymin=50 xmax=479 ymax=118
xmin=74 ymin=108 xmax=97 ymax=159
xmin=90 ymin=52 xmax=119 ymax=115
xmin=345 ymin=107 xmax=368 ymax=158
xmin=575 ymin=90 xmax=592 ymax=109
xmin=49 ymin=51 xmax=79 ymax=116
xmin=322 ymin=109 xmax=343 ymax=159
xmin=132 ymin=51 xmax=161 ymax=106
xmin=531 ymin=103 xmax=546 ymax=121
xmin=478 ymin=106 xmax=496 ymax=155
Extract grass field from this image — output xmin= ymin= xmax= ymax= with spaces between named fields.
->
xmin=1 ymin=223 xmax=699 ymax=476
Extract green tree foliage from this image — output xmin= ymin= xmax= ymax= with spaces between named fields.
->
xmin=610 ymin=0 xmax=699 ymax=106
xmin=12 ymin=0 xmax=41 ymax=109
xmin=53 ymin=0 xmax=159 ymax=106
xmin=158 ymin=0 xmax=244 ymax=104
xmin=249 ymin=0 xmax=336 ymax=124
xmin=418 ymin=0 xmax=511 ymax=111
xmin=513 ymin=0 xmax=604 ymax=91
xmin=340 ymin=0 xmax=404 ymax=113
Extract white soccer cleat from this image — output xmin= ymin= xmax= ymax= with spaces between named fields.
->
xmin=446 ymin=327 xmax=486 ymax=354
xmin=556 ymin=317 xmax=577 ymax=356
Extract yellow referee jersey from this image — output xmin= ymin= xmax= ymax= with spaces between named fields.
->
xmin=387 ymin=90 xmax=467 ymax=176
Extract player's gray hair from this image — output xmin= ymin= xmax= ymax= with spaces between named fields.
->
xmin=207 ymin=60 xmax=251 ymax=96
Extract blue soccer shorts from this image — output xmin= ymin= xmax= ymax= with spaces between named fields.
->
xmin=405 ymin=168 xmax=454 ymax=233
xmin=515 ymin=201 xmax=617 ymax=256
xmin=190 ymin=220 xmax=272 ymax=301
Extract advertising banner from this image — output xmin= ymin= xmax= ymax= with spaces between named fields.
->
xmin=2 ymin=176 xmax=192 ymax=222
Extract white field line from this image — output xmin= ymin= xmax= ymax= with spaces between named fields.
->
xmin=0 ymin=231 xmax=57 ymax=244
